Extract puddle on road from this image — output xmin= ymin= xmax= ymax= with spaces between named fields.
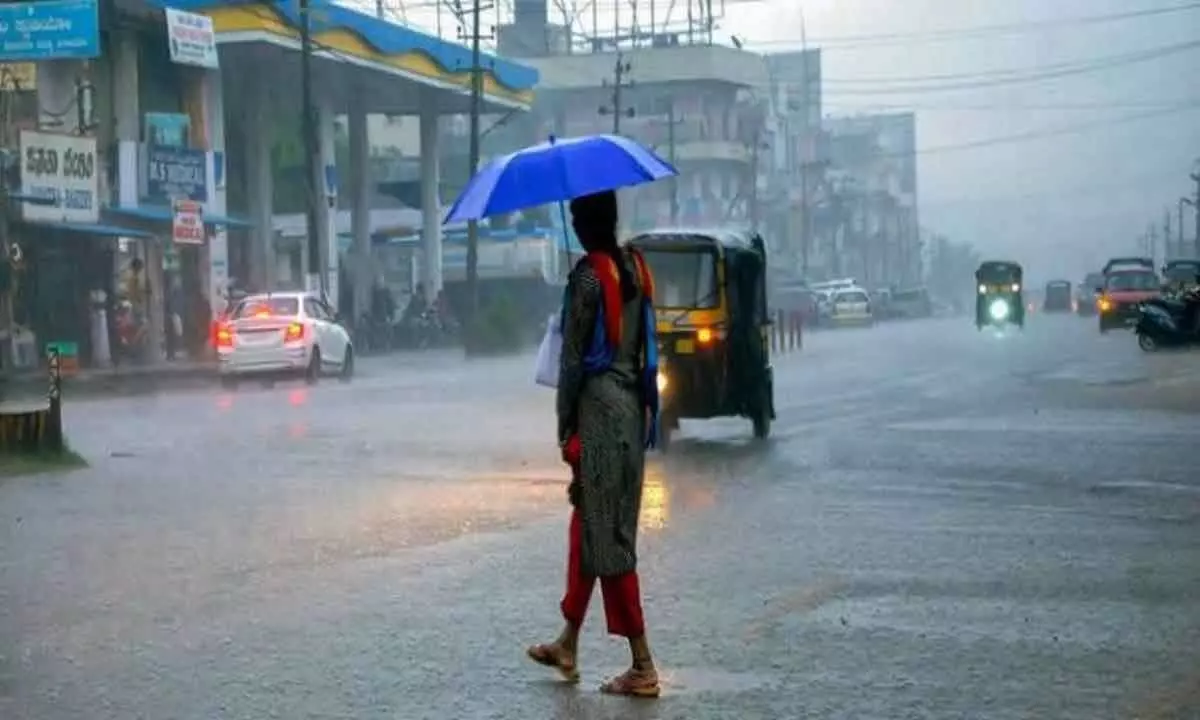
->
xmin=657 ymin=667 xmax=778 ymax=696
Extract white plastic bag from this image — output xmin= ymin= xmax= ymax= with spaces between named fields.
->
xmin=534 ymin=312 xmax=563 ymax=388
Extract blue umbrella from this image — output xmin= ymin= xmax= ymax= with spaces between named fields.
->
xmin=443 ymin=134 xmax=678 ymax=225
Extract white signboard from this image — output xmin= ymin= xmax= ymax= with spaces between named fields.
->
xmin=172 ymin=199 xmax=205 ymax=245
xmin=166 ymin=8 xmax=218 ymax=69
xmin=19 ymin=130 xmax=99 ymax=224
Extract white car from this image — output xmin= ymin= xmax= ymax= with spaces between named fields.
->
xmin=216 ymin=292 xmax=354 ymax=387
xmin=829 ymin=287 xmax=874 ymax=326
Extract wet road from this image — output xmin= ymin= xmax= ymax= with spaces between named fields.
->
xmin=2 ymin=315 xmax=1199 ymax=719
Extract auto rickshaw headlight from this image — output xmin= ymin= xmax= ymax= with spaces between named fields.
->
xmin=696 ymin=327 xmax=714 ymax=344
xmin=988 ymin=299 xmax=1010 ymax=321
xmin=656 ymin=371 xmax=668 ymax=393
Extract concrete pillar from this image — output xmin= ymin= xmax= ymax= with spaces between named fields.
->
xmin=347 ymin=94 xmax=371 ymax=320
xmin=200 ymin=71 xmax=227 ymax=312
xmin=243 ymin=74 xmax=274 ymax=292
xmin=315 ymin=96 xmax=340 ymax=309
xmin=418 ymin=90 xmax=442 ymax=300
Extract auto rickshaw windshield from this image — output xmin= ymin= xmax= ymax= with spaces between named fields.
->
xmin=639 ymin=249 xmax=720 ymax=308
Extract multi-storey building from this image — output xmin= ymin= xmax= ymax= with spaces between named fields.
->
xmin=821 ymin=112 xmax=921 ymax=288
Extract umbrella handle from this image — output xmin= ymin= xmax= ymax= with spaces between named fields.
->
xmin=558 ymin=199 xmax=571 ymax=270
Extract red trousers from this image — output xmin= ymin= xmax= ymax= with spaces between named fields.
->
xmin=560 ymin=509 xmax=645 ymax=638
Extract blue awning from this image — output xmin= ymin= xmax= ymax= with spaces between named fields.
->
xmin=106 ymin=204 xmax=255 ymax=229
xmin=20 ymin=220 xmax=156 ymax=239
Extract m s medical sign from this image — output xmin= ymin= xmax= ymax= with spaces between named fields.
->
xmin=19 ymin=130 xmax=98 ymax=223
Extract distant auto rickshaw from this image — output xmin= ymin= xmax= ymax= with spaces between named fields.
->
xmin=1162 ymin=260 xmax=1200 ymax=292
xmin=627 ymin=228 xmax=776 ymax=449
xmin=975 ymin=260 xmax=1024 ymax=329
xmin=1042 ymin=280 xmax=1073 ymax=313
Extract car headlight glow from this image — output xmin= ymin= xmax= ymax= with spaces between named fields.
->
xmin=1011 ymin=283 xmax=1021 ymax=292
xmin=978 ymin=284 xmax=988 ymax=294
xmin=988 ymin=298 xmax=1010 ymax=321
xmin=656 ymin=371 xmax=668 ymax=393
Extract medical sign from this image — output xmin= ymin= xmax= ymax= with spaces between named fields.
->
xmin=19 ymin=130 xmax=98 ymax=223
xmin=172 ymin=199 xmax=205 ymax=245
xmin=165 ymin=8 xmax=217 ymax=69
xmin=0 ymin=0 xmax=99 ymax=61
xmin=146 ymin=146 xmax=207 ymax=204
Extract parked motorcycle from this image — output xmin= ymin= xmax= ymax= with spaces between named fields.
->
xmin=1134 ymin=289 xmax=1200 ymax=351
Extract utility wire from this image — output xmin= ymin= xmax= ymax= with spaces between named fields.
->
xmin=771 ymin=40 xmax=1200 ymax=95
xmin=891 ymin=102 xmax=1200 ymax=158
xmin=816 ymin=40 xmax=1200 ymax=86
xmin=750 ymin=2 xmax=1200 ymax=50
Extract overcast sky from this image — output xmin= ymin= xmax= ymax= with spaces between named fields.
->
xmin=388 ymin=0 xmax=1200 ymax=279
xmin=729 ymin=0 xmax=1200 ymax=278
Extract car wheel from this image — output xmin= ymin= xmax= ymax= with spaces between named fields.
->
xmin=1137 ymin=333 xmax=1158 ymax=352
xmin=1099 ymin=324 xmax=1108 ymax=334
xmin=306 ymin=347 xmax=321 ymax=385
xmin=339 ymin=346 xmax=354 ymax=383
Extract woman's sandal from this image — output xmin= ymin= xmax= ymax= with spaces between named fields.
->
xmin=600 ymin=667 xmax=661 ymax=698
xmin=526 ymin=644 xmax=581 ymax=683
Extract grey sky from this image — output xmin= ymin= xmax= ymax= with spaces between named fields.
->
xmin=728 ymin=0 xmax=1200 ymax=278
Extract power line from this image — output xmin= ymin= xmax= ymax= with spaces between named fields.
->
xmin=788 ymin=40 xmax=1200 ymax=96
xmin=896 ymin=102 xmax=1200 ymax=158
xmin=816 ymin=40 xmax=1200 ymax=87
xmin=751 ymin=2 xmax=1200 ymax=51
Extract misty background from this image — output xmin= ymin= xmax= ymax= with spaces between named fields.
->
xmin=395 ymin=0 xmax=1200 ymax=282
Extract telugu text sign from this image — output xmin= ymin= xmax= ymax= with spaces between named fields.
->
xmin=172 ymin=200 xmax=205 ymax=245
xmin=165 ymin=8 xmax=217 ymax=69
xmin=19 ymin=130 xmax=98 ymax=224
xmin=0 ymin=0 xmax=100 ymax=61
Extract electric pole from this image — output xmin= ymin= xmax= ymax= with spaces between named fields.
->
xmin=599 ymin=53 xmax=634 ymax=135
xmin=1191 ymin=168 xmax=1200 ymax=258
xmin=299 ymin=0 xmax=323 ymax=298
xmin=461 ymin=0 xmax=492 ymax=322
xmin=1163 ymin=208 xmax=1172 ymax=262
xmin=1183 ymin=196 xmax=1197 ymax=258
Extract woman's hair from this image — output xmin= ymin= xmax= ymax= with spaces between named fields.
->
xmin=570 ymin=191 xmax=636 ymax=301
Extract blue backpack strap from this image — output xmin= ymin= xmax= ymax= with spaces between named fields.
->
xmin=641 ymin=297 xmax=660 ymax=448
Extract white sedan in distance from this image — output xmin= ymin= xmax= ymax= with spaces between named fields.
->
xmin=828 ymin=287 xmax=874 ymax=327
xmin=215 ymin=292 xmax=354 ymax=388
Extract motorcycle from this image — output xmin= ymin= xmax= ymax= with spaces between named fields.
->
xmin=1134 ymin=290 xmax=1200 ymax=352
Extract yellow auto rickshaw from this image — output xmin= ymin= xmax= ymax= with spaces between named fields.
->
xmin=627 ymin=228 xmax=775 ymax=449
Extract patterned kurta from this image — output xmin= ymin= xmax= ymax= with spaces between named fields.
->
xmin=557 ymin=251 xmax=648 ymax=578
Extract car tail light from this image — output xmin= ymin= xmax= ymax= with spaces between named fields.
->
xmin=284 ymin=322 xmax=305 ymax=343
xmin=215 ymin=323 xmax=234 ymax=348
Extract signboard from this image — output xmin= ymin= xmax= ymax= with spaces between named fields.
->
xmin=0 ymin=62 xmax=36 ymax=91
xmin=171 ymin=199 xmax=204 ymax=245
xmin=146 ymin=146 xmax=207 ymax=204
xmin=165 ymin=8 xmax=218 ymax=69
xmin=145 ymin=112 xmax=190 ymax=148
xmin=0 ymin=0 xmax=100 ymax=61
xmin=19 ymin=130 xmax=98 ymax=223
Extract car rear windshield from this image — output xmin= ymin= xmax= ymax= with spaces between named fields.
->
xmin=1105 ymin=272 xmax=1158 ymax=291
xmin=639 ymin=249 xmax=719 ymax=308
xmin=232 ymin=297 xmax=300 ymax=319
xmin=835 ymin=291 xmax=869 ymax=303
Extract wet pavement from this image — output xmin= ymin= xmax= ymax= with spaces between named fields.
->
xmin=1 ymin=315 xmax=1198 ymax=719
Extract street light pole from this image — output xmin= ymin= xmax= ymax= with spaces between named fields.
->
xmin=1183 ymin=196 xmax=1197 ymax=258
xmin=1191 ymin=168 xmax=1200 ymax=258
xmin=299 ymin=0 xmax=324 ymax=298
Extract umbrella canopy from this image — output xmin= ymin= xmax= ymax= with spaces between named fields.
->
xmin=443 ymin=134 xmax=678 ymax=225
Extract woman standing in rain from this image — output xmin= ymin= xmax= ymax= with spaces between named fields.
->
xmin=526 ymin=190 xmax=661 ymax=698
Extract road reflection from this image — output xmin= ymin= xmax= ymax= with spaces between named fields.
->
xmin=640 ymin=463 xmax=670 ymax=531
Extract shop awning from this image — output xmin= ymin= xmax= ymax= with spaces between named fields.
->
xmin=106 ymin=204 xmax=255 ymax=229
xmin=20 ymin=220 xmax=157 ymax=239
